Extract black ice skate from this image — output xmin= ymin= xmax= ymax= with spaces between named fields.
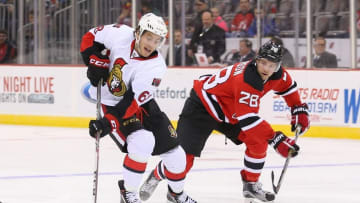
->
xmin=139 ymin=170 xmax=162 ymax=201
xmin=118 ymin=180 xmax=142 ymax=203
xmin=242 ymin=179 xmax=275 ymax=202
xmin=167 ymin=187 xmax=197 ymax=203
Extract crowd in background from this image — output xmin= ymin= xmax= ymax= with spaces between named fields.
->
xmin=0 ymin=0 xmax=356 ymax=68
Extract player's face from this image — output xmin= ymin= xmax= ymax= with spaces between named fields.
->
xmin=202 ymin=12 xmax=213 ymax=29
xmin=174 ymin=31 xmax=182 ymax=45
xmin=256 ymin=58 xmax=279 ymax=81
xmin=239 ymin=41 xmax=249 ymax=55
xmin=313 ymin=39 xmax=326 ymax=55
xmin=137 ymin=31 xmax=163 ymax=57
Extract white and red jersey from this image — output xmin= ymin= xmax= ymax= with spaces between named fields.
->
xmin=81 ymin=24 xmax=167 ymax=108
xmin=193 ymin=60 xmax=302 ymax=140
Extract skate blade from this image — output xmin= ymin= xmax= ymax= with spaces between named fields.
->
xmin=244 ymin=198 xmax=274 ymax=203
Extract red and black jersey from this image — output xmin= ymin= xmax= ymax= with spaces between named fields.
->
xmin=193 ymin=60 xmax=302 ymax=141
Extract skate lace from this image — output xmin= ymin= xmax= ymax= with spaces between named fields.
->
xmin=177 ymin=192 xmax=197 ymax=203
xmin=124 ymin=191 xmax=141 ymax=203
xmin=252 ymin=182 xmax=265 ymax=194
xmin=185 ymin=196 xmax=197 ymax=203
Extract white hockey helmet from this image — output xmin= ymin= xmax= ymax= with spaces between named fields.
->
xmin=136 ymin=13 xmax=168 ymax=48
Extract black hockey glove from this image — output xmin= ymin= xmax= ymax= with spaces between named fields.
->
xmin=269 ymin=131 xmax=300 ymax=158
xmin=86 ymin=54 xmax=110 ymax=86
xmin=81 ymin=41 xmax=110 ymax=86
xmin=89 ymin=117 xmax=111 ymax=138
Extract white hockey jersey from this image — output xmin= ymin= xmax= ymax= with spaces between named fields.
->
xmin=86 ymin=24 xmax=167 ymax=107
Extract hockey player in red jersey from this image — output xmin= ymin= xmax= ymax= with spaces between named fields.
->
xmin=80 ymin=13 xmax=196 ymax=203
xmin=140 ymin=40 xmax=310 ymax=202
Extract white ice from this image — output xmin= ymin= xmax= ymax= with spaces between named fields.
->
xmin=0 ymin=124 xmax=359 ymax=203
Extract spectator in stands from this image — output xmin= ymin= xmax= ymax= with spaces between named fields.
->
xmin=313 ymin=36 xmax=338 ymax=68
xmin=185 ymin=0 xmax=210 ymax=38
xmin=223 ymin=38 xmax=255 ymax=65
xmin=231 ymin=0 xmax=254 ymax=37
xmin=117 ymin=1 xmax=132 ymax=26
xmin=0 ymin=29 xmax=16 ymax=63
xmin=166 ymin=30 xmax=194 ymax=66
xmin=188 ymin=11 xmax=226 ymax=64
xmin=193 ymin=0 xmax=210 ymax=28
xmin=138 ymin=0 xmax=161 ymax=17
xmin=211 ymin=7 xmax=228 ymax=32
xmin=270 ymin=36 xmax=295 ymax=67
xmin=247 ymin=7 xmax=279 ymax=37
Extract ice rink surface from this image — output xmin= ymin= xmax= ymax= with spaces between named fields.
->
xmin=0 ymin=124 xmax=359 ymax=203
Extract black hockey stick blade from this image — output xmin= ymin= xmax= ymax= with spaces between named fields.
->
xmin=271 ymin=170 xmax=278 ymax=194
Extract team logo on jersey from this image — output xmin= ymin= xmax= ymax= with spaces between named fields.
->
xmin=152 ymin=78 xmax=161 ymax=87
xmin=168 ymin=125 xmax=177 ymax=138
xmin=108 ymin=58 xmax=127 ymax=97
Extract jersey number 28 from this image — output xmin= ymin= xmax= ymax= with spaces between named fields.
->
xmin=239 ymin=91 xmax=259 ymax=107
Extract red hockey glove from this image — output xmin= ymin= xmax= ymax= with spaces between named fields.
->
xmin=291 ymin=103 xmax=310 ymax=136
xmin=87 ymin=54 xmax=110 ymax=86
xmin=269 ymin=131 xmax=299 ymax=158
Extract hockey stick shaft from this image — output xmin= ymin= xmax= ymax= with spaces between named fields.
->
xmin=271 ymin=126 xmax=301 ymax=194
xmin=93 ymin=79 xmax=102 ymax=203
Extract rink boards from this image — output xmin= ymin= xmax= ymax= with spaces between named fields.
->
xmin=0 ymin=65 xmax=359 ymax=139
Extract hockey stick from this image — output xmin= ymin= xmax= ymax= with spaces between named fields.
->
xmin=271 ymin=126 xmax=301 ymax=194
xmin=93 ymin=79 xmax=103 ymax=203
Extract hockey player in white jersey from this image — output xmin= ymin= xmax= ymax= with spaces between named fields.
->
xmin=80 ymin=13 xmax=196 ymax=203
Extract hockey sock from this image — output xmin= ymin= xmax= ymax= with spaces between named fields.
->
xmin=165 ymin=165 xmax=186 ymax=194
xmin=241 ymin=153 xmax=265 ymax=182
xmin=122 ymin=154 xmax=147 ymax=191
xmin=185 ymin=154 xmax=195 ymax=173
xmin=153 ymin=161 xmax=166 ymax=180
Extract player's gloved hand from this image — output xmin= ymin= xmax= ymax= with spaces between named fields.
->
xmin=89 ymin=117 xmax=111 ymax=138
xmin=87 ymin=53 xmax=110 ymax=86
xmin=269 ymin=131 xmax=299 ymax=158
xmin=291 ymin=103 xmax=310 ymax=136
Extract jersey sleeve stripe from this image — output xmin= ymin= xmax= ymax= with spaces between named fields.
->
xmin=211 ymin=94 xmax=230 ymax=122
xmin=241 ymin=117 xmax=264 ymax=131
xmin=274 ymin=81 xmax=298 ymax=96
xmin=235 ymin=112 xmax=259 ymax=120
xmin=234 ymin=113 xmax=263 ymax=131
xmin=201 ymin=89 xmax=224 ymax=122
xmin=281 ymin=86 xmax=298 ymax=97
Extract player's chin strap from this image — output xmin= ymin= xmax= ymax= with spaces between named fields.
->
xmin=270 ymin=125 xmax=301 ymax=194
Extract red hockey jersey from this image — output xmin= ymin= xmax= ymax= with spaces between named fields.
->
xmin=193 ymin=60 xmax=302 ymax=141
